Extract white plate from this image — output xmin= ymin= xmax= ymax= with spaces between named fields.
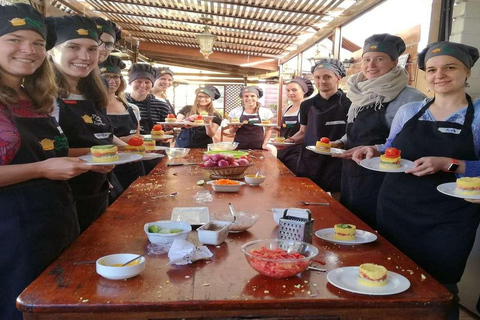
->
xmin=142 ymin=134 xmax=174 ymax=140
xmin=157 ymin=121 xmax=186 ymax=126
xmin=315 ymin=228 xmax=377 ymax=245
xmin=80 ymin=152 xmax=142 ymax=165
xmin=306 ymin=145 xmax=345 ymax=155
xmin=171 ymin=207 xmax=210 ymax=226
xmin=269 ymin=139 xmax=295 ymax=146
xmin=183 ymin=122 xmax=211 ymax=127
xmin=148 ymin=146 xmax=170 ymax=151
xmin=327 ymin=267 xmax=410 ymax=295
xmin=437 ymin=182 xmax=480 ymax=200
xmin=254 ymin=123 xmax=278 ymax=127
xmin=228 ymin=122 xmax=244 ymax=126
xmin=359 ymin=157 xmax=414 ymax=173
xmin=142 ymin=153 xmax=165 ymax=160
xmin=207 ymin=180 xmax=245 ymax=192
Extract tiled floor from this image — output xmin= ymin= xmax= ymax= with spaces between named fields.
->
xmin=460 ymin=306 xmax=480 ymax=319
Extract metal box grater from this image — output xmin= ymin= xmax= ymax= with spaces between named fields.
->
xmin=278 ymin=209 xmax=314 ymax=243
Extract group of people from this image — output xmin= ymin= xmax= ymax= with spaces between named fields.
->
xmin=0 ymin=2 xmax=479 ymax=319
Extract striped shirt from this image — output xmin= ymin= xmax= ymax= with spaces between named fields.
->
xmin=125 ymin=93 xmax=170 ymax=134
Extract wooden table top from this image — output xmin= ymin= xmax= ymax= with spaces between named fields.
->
xmin=18 ymin=149 xmax=452 ymax=320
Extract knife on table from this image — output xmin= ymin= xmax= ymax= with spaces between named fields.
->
xmin=167 ymin=163 xmax=201 ymax=166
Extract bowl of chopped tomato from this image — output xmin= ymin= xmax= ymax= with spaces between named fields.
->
xmin=207 ymin=179 xmax=245 ymax=192
xmin=241 ymin=239 xmax=319 ymax=278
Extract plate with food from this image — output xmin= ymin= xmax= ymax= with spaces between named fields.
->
xmin=142 ymin=134 xmax=174 ymax=140
xmin=80 ymin=150 xmax=142 ymax=166
xmin=254 ymin=123 xmax=278 ymax=127
xmin=306 ymin=145 xmax=345 ymax=156
xmin=171 ymin=207 xmax=210 ymax=226
xmin=142 ymin=153 xmax=165 ymax=160
xmin=269 ymin=138 xmax=295 ymax=146
xmin=360 ymin=157 xmax=414 ymax=173
xmin=315 ymin=224 xmax=377 ymax=245
xmin=327 ymin=265 xmax=410 ymax=295
xmin=437 ymin=178 xmax=480 ymax=200
xmin=157 ymin=121 xmax=186 ymax=126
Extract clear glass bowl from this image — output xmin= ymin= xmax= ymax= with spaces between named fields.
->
xmin=241 ymin=239 xmax=319 ymax=278
xmin=215 ymin=211 xmax=259 ymax=232
xmin=207 ymin=142 xmax=239 ymax=151
xmin=165 ymin=148 xmax=190 ymax=159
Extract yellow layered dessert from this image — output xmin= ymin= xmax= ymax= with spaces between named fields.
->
xmin=231 ymin=118 xmax=240 ymax=123
xmin=380 ymin=148 xmax=401 ymax=169
xmin=143 ymin=138 xmax=155 ymax=151
xmin=315 ymin=137 xmax=331 ymax=152
xmin=358 ymin=263 xmax=388 ymax=287
xmin=333 ymin=223 xmax=356 ymax=241
xmin=261 ymin=119 xmax=271 ymax=124
xmin=165 ymin=114 xmax=176 ymax=123
xmin=194 ymin=115 xmax=205 ymax=124
xmin=91 ymin=145 xmax=119 ymax=163
xmin=124 ymin=137 xmax=145 ymax=155
xmin=151 ymin=124 xmax=164 ymax=139
xmin=200 ymin=111 xmax=208 ymax=116
xmin=456 ymin=177 xmax=480 ymax=195
xmin=274 ymin=136 xmax=286 ymax=143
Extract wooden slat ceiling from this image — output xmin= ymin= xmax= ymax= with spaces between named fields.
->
xmin=48 ymin=0 xmax=385 ymax=77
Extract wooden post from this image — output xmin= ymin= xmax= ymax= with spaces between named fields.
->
xmin=332 ymin=27 xmax=342 ymax=60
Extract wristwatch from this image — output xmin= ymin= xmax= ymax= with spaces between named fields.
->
xmin=445 ymin=158 xmax=459 ymax=173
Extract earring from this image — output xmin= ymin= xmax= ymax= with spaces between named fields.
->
xmin=426 ymin=87 xmax=431 ymax=92
xmin=465 ymin=82 xmax=470 ymax=88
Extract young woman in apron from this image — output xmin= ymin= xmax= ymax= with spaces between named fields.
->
xmin=353 ymin=42 xmax=480 ymax=319
xmin=176 ymin=86 xmax=222 ymax=148
xmin=275 ymin=77 xmax=314 ymax=174
xmin=0 ymin=5 xmax=91 ymax=319
xmin=228 ymin=86 xmax=274 ymax=150
xmin=100 ymin=56 xmax=145 ymax=191
xmin=333 ymin=33 xmax=425 ymax=228
xmin=48 ymin=15 xmax=117 ymax=232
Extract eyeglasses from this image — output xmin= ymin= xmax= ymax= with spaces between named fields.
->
xmin=197 ymin=95 xmax=211 ymax=100
xmin=99 ymin=40 xmax=115 ymax=50
xmin=102 ymin=75 xmax=122 ymax=81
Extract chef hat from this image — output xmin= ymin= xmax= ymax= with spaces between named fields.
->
xmin=362 ymin=33 xmax=406 ymax=60
xmin=418 ymin=41 xmax=479 ymax=71
xmin=99 ymin=56 xmax=126 ymax=74
xmin=196 ymin=86 xmax=221 ymax=100
xmin=128 ymin=63 xmax=156 ymax=84
xmin=289 ymin=77 xmax=315 ymax=97
xmin=92 ymin=17 xmax=121 ymax=43
xmin=311 ymin=58 xmax=346 ymax=77
xmin=45 ymin=15 xmax=99 ymax=46
xmin=240 ymin=86 xmax=263 ymax=98
xmin=155 ymin=67 xmax=174 ymax=79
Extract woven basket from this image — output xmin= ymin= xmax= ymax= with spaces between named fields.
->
xmin=200 ymin=163 xmax=252 ymax=179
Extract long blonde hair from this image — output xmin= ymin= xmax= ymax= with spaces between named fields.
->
xmin=186 ymin=94 xmax=216 ymax=117
xmin=0 ymin=58 xmax=58 ymax=113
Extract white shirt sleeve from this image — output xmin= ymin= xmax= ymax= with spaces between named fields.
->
xmin=259 ymin=107 xmax=274 ymax=120
xmin=228 ymin=107 xmax=243 ymax=119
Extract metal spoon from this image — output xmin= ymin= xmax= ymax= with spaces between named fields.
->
xmin=255 ymin=171 xmax=260 ymax=177
xmin=121 ymin=254 xmax=146 ymax=267
xmin=299 ymin=201 xmax=330 ymax=206
xmin=228 ymin=202 xmax=236 ymax=222
xmin=307 ymin=266 xmax=327 ymax=272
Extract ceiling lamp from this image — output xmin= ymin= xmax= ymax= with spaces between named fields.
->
xmin=196 ymin=17 xmax=216 ymax=59
xmin=307 ymin=44 xmax=332 ymax=66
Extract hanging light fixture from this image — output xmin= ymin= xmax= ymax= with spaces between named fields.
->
xmin=196 ymin=17 xmax=216 ymax=59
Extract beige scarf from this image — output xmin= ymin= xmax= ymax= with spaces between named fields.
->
xmin=346 ymin=66 xmax=409 ymax=123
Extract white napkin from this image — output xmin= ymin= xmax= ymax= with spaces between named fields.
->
xmin=272 ymin=208 xmax=311 ymax=224
xmin=167 ymin=239 xmax=213 ymax=265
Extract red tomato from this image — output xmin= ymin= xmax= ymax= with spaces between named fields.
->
xmin=128 ymin=137 xmax=143 ymax=146
xmin=152 ymin=124 xmax=163 ymax=131
xmin=167 ymin=114 xmax=175 ymax=118
xmin=320 ymin=137 xmax=330 ymax=143
xmin=247 ymin=247 xmax=308 ymax=278
xmin=196 ymin=115 xmax=203 ymax=120
xmin=384 ymin=147 xmax=401 ymax=158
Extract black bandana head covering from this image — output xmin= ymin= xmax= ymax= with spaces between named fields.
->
xmin=46 ymin=15 xmax=99 ymax=46
xmin=0 ymin=3 xmax=55 ymax=49
xmin=362 ymin=33 xmax=406 ymax=60
xmin=92 ymin=17 xmax=121 ymax=43
xmin=196 ymin=86 xmax=221 ymax=100
xmin=289 ymin=77 xmax=314 ymax=97
xmin=155 ymin=67 xmax=174 ymax=79
xmin=99 ymin=56 xmax=126 ymax=74
xmin=128 ymin=63 xmax=156 ymax=84
xmin=311 ymin=58 xmax=346 ymax=77
xmin=240 ymin=86 xmax=263 ymax=98
xmin=418 ymin=41 xmax=479 ymax=71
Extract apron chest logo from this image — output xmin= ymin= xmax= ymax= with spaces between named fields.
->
xmin=39 ymin=138 xmax=54 ymax=151
xmin=94 ymin=133 xmax=111 ymax=139
xmin=82 ymin=115 xmax=93 ymax=124
xmin=57 ymin=126 xmax=64 ymax=134
xmin=129 ymin=130 xmax=137 ymax=134
xmin=285 ymin=121 xmax=297 ymax=125
xmin=438 ymin=127 xmax=461 ymax=134
xmin=325 ymin=120 xmax=346 ymax=125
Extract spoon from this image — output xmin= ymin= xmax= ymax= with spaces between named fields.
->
xmin=255 ymin=171 xmax=260 ymax=177
xmin=121 ymin=254 xmax=146 ymax=267
xmin=299 ymin=201 xmax=330 ymax=206
xmin=228 ymin=202 xmax=236 ymax=222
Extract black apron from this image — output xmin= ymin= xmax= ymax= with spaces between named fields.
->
xmin=176 ymin=125 xmax=213 ymax=148
xmin=340 ymin=102 xmax=391 ymax=228
xmin=0 ymin=107 xmax=79 ymax=320
xmin=377 ymin=96 xmax=480 ymax=284
xmin=296 ymin=94 xmax=348 ymax=192
xmin=138 ymin=96 xmax=164 ymax=174
xmin=108 ymin=105 xmax=145 ymax=191
xmin=234 ymin=109 xmax=264 ymax=150
xmin=277 ymin=106 xmax=302 ymax=174
xmin=58 ymin=98 xmax=112 ymax=232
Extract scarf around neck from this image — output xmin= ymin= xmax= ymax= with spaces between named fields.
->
xmin=346 ymin=66 xmax=409 ymax=123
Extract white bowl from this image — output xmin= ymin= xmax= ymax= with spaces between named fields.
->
xmin=197 ymin=221 xmax=232 ymax=245
xmin=165 ymin=148 xmax=190 ymax=159
xmin=207 ymin=180 xmax=245 ymax=192
xmin=96 ymin=253 xmax=146 ymax=280
xmin=244 ymin=174 xmax=266 ymax=186
xmin=144 ymin=220 xmax=192 ymax=244
xmin=208 ymin=142 xmax=239 ymax=151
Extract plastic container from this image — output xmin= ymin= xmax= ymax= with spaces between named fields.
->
xmin=197 ymin=221 xmax=232 ymax=245
xmin=207 ymin=180 xmax=245 ymax=192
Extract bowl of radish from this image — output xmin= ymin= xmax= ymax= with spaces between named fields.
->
xmin=199 ymin=153 xmax=252 ymax=179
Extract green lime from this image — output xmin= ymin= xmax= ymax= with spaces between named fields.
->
xmin=197 ymin=180 xmax=205 ymax=185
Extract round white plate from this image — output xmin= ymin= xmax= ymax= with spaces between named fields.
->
xmin=80 ymin=152 xmax=142 ymax=165
xmin=327 ymin=267 xmax=410 ymax=295
xmin=183 ymin=122 xmax=211 ymax=127
xmin=147 ymin=146 xmax=170 ymax=151
xmin=142 ymin=134 xmax=174 ymax=140
xmin=437 ymin=182 xmax=480 ymax=200
xmin=306 ymin=145 xmax=345 ymax=155
xmin=228 ymin=122 xmax=244 ymax=126
xmin=142 ymin=153 xmax=165 ymax=160
xmin=254 ymin=123 xmax=278 ymax=127
xmin=269 ymin=139 xmax=295 ymax=146
xmin=315 ymin=228 xmax=377 ymax=245
xmin=157 ymin=121 xmax=186 ymax=126
xmin=360 ymin=157 xmax=414 ymax=173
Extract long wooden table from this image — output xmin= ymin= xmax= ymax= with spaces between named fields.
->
xmin=18 ymin=149 xmax=452 ymax=319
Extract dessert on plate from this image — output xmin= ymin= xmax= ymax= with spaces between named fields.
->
xmin=124 ymin=137 xmax=145 ymax=155
xmin=358 ymin=263 xmax=388 ymax=287
xmin=315 ymin=137 xmax=331 ymax=152
xmin=143 ymin=138 xmax=155 ymax=151
xmin=274 ymin=136 xmax=286 ymax=143
xmin=165 ymin=114 xmax=176 ymax=123
xmin=91 ymin=145 xmax=119 ymax=163
xmin=379 ymin=147 xmax=401 ymax=169
xmin=200 ymin=111 xmax=208 ymax=116
xmin=231 ymin=118 xmax=240 ymax=123
xmin=455 ymin=177 xmax=480 ymax=195
xmin=194 ymin=115 xmax=204 ymax=124
xmin=333 ymin=223 xmax=356 ymax=241
xmin=261 ymin=119 xmax=271 ymax=125
xmin=151 ymin=124 xmax=164 ymax=139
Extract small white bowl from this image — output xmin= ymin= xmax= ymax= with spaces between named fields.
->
xmin=96 ymin=253 xmax=146 ymax=280
xmin=144 ymin=220 xmax=192 ymax=244
xmin=208 ymin=142 xmax=239 ymax=151
xmin=197 ymin=221 xmax=232 ymax=245
xmin=244 ymin=174 xmax=266 ymax=186
xmin=207 ymin=180 xmax=245 ymax=192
